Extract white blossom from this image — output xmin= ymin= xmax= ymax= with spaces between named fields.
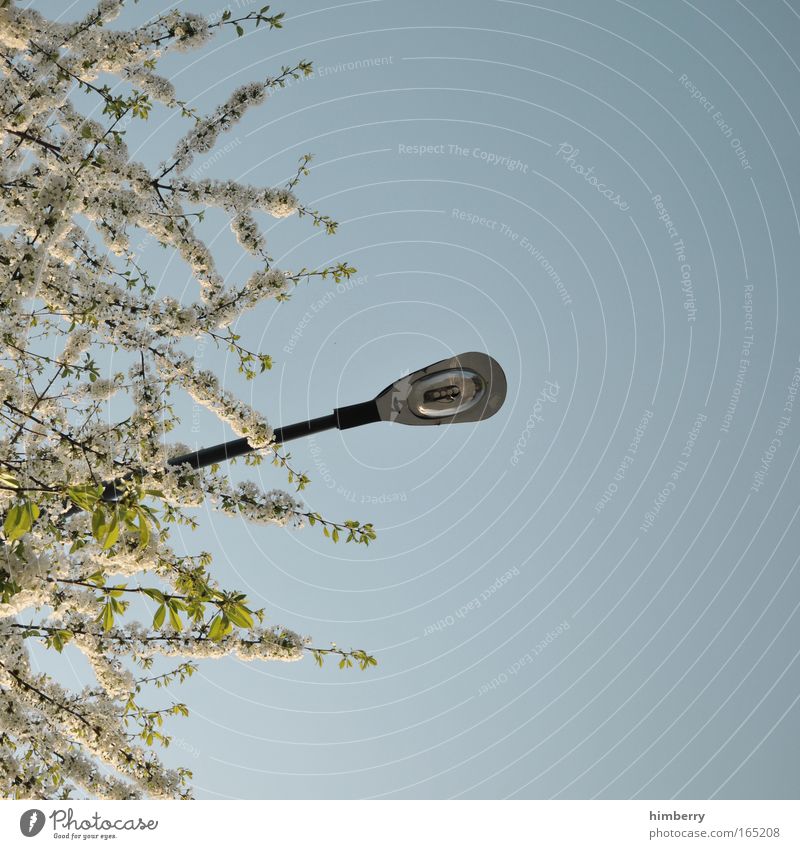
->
xmin=0 ymin=0 xmax=369 ymax=803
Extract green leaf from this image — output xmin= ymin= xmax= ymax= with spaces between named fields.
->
xmin=168 ymin=604 xmax=183 ymax=632
xmin=100 ymin=510 xmax=120 ymax=550
xmin=225 ymin=604 xmax=253 ymax=629
xmin=50 ymin=629 xmax=73 ymax=653
xmin=139 ymin=503 xmax=161 ymax=529
xmin=137 ymin=508 xmax=150 ymax=549
xmin=208 ymin=615 xmax=227 ymax=642
xmin=3 ymin=499 xmax=38 ymax=541
xmin=68 ymin=483 xmax=104 ymax=512
xmin=100 ymin=602 xmax=114 ymax=632
xmin=153 ymin=604 xmax=166 ymax=629
xmin=3 ymin=503 xmax=24 ymax=540
xmin=141 ymin=588 xmax=165 ymax=604
xmin=92 ymin=506 xmax=105 ymax=540
xmin=0 ymin=470 xmax=19 ymax=489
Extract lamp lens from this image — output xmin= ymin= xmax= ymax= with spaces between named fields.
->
xmin=407 ymin=369 xmax=485 ymax=418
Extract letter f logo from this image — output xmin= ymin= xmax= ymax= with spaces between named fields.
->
xmin=20 ymin=809 xmax=46 ymax=837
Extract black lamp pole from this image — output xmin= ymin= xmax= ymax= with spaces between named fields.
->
xmin=60 ymin=401 xmax=382 ymax=517
xmin=165 ymin=400 xmax=380 ymax=471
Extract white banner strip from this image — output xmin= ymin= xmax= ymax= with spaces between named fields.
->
xmin=1 ymin=799 xmax=797 ymax=847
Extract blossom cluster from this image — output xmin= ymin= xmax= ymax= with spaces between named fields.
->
xmin=0 ymin=0 xmax=351 ymax=801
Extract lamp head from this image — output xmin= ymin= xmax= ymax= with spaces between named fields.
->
xmin=374 ymin=352 xmax=506 ymax=426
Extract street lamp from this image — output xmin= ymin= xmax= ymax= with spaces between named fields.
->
xmin=168 ymin=351 xmax=506 ymax=470
xmin=70 ymin=352 xmax=506 ymax=513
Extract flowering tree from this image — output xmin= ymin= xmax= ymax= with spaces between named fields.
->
xmin=0 ymin=1 xmax=377 ymax=800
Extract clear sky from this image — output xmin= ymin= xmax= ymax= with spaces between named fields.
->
xmin=29 ymin=0 xmax=800 ymax=799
